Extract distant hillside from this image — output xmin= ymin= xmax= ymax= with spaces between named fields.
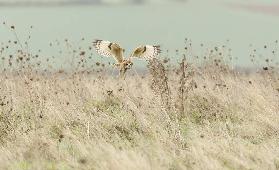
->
xmin=0 ymin=0 xmax=186 ymax=6
xmin=0 ymin=0 xmax=101 ymax=6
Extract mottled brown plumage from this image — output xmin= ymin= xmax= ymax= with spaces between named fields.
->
xmin=93 ymin=39 xmax=161 ymax=78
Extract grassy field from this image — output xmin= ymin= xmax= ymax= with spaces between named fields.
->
xmin=0 ymin=58 xmax=279 ymax=170
xmin=0 ymin=24 xmax=279 ymax=169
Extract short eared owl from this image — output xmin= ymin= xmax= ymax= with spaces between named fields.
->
xmin=93 ymin=39 xmax=161 ymax=77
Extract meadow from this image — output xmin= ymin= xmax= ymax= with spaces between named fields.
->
xmin=0 ymin=24 xmax=279 ymax=170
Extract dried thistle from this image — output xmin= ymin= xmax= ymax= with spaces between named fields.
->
xmin=148 ymin=58 xmax=171 ymax=112
xmin=176 ymin=57 xmax=196 ymax=119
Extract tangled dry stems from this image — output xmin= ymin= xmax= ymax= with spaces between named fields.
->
xmin=0 ymin=25 xmax=279 ymax=169
xmin=0 ymin=63 xmax=279 ymax=169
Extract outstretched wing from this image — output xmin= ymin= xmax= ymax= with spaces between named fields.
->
xmin=93 ymin=39 xmax=124 ymax=63
xmin=130 ymin=45 xmax=161 ymax=60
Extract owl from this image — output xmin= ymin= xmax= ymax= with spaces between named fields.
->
xmin=93 ymin=39 xmax=161 ymax=77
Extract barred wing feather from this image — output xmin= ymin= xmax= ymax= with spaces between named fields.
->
xmin=93 ymin=39 xmax=124 ymax=63
xmin=130 ymin=45 xmax=161 ymax=60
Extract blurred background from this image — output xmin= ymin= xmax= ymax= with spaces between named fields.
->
xmin=0 ymin=0 xmax=278 ymax=68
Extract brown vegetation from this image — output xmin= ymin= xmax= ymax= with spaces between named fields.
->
xmin=0 ymin=24 xmax=279 ymax=169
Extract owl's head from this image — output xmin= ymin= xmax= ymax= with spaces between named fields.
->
xmin=123 ymin=60 xmax=133 ymax=69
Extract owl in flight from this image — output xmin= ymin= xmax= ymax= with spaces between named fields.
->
xmin=93 ymin=39 xmax=161 ymax=77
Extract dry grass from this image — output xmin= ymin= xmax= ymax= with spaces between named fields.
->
xmin=0 ymin=66 xmax=279 ymax=170
xmin=1 ymin=24 xmax=279 ymax=170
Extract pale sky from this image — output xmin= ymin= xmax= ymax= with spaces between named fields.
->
xmin=222 ymin=0 xmax=279 ymax=16
xmin=0 ymin=0 xmax=278 ymax=67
